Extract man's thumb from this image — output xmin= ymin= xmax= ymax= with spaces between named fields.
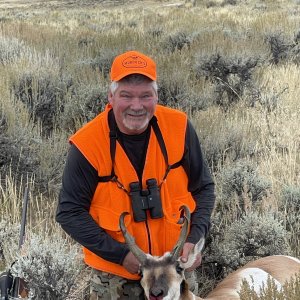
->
xmin=180 ymin=248 xmax=189 ymax=262
xmin=180 ymin=256 xmax=188 ymax=263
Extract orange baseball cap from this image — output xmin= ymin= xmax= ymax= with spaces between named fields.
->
xmin=110 ymin=50 xmax=157 ymax=81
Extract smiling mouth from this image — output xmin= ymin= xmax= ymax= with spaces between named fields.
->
xmin=127 ymin=113 xmax=146 ymax=117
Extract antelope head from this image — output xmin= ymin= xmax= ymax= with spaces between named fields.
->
xmin=119 ymin=206 xmax=204 ymax=300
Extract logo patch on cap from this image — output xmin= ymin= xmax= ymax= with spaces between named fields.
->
xmin=122 ymin=55 xmax=147 ymax=68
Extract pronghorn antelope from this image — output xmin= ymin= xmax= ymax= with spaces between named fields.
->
xmin=119 ymin=206 xmax=300 ymax=300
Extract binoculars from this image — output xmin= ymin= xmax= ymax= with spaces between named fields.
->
xmin=129 ymin=178 xmax=163 ymax=222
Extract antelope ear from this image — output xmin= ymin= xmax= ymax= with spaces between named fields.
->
xmin=180 ymin=237 xmax=205 ymax=269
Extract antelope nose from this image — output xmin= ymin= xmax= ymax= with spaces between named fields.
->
xmin=150 ymin=286 xmax=166 ymax=299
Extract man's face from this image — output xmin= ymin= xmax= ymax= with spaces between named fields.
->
xmin=108 ymin=81 xmax=158 ymax=135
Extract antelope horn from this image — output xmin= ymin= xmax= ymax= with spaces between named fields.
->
xmin=171 ymin=205 xmax=191 ymax=259
xmin=119 ymin=212 xmax=147 ymax=265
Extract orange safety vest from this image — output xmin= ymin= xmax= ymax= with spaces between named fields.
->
xmin=70 ymin=104 xmax=196 ymax=280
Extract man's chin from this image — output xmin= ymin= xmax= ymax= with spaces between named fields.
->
xmin=124 ymin=122 xmax=148 ymax=135
xmin=123 ymin=119 xmax=149 ymax=134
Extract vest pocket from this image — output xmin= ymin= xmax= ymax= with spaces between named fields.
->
xmin=163 ymin=195 xmax=195 ymax=252
xmin=90 ymin=206 xmax=132 ymax=243
xmin=164 ymin=218 xmax=184 ymax=252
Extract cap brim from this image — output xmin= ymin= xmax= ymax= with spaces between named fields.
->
xmin=112 ymin=70 xmax=156 ymax=81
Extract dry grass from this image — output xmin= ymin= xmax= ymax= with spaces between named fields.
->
xmin=0 ymin=0 xmax=300 ymax=298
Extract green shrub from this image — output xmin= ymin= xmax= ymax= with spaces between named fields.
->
xmin=280 ymin=185 xmax=300 ymax=211
xmin=0 ymin=36 xmax=27 ymax=65
xmin=162 ymin=31 xmax=192 ymax=53
xmin=12 ymin=67 xmax=108 ymax=136
xmin=221 ymin=0 xmax=238 ymax=6
xmin=12 ymin=71 xmax=73 ymax=137
xmin=265 ymin=31 xmax=300 ymax=65
xmin=200 ymin=123 xmax=259 ymax=169
xmin=33 ymin=132 xmax=69 ymax=195
xmin=0 ymin=115 xmax=39 ymax=182
xmin=61 ymin=83 xmax=108 ymax=133
xmin=77 ymin=48 xmax=119 ymax=77
xmin=0 ymin=218 xmax=19 ymax=266
xmin=208 ymin=212 xmax=290 ymax=274
xmin=158 ymin=77 xmax=209 ymax=112
xmin=216 ymin=160 xmax=271 ymax=215
xmin=0 ymin=125 xmax=66 ymax=196
xmin=279 ymin=185 xmax=300 ymax=256
xmin=12 ymin=233 xmax=83 ymax=300
xmin=240 ymin=272 xmax=300 ymax=300
xmin=266 ymin=32 xmax=291 ymax=65
xmin=194 ymin=53 xmax=260 ymax=111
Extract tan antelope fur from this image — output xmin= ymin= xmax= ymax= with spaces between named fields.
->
xmin=119 ymin=207 xmax=300 ymax=300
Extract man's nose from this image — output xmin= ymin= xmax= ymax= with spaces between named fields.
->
xmin=130 ymin=97 xmax=143 ymax=109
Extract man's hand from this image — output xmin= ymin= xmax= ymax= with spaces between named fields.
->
xmin=122 ymin=251 xmax=140 ymax=274
xmin=180 ymin=242 xmax=202 ymax=272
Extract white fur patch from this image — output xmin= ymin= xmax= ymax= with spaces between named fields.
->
xmin=238 ymin=267 xmax=282 ymax=294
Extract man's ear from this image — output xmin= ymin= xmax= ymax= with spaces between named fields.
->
xmin=108 ymin=90 xmax=113 ymax=105
xmin=180 ymin=237 xmax=205 ymax=269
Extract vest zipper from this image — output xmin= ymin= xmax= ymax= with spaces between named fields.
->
xmin=139 ymin=176 xmax=152 ymax=255
xmin=144 ymin=218 xmax=152 ymax=255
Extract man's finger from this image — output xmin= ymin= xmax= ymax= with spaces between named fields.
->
xmin=180 ymin=242 xmax=195 ymax=263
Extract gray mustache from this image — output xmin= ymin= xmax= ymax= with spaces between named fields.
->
xmin=126 ymin=110 xmax=147 ymax=116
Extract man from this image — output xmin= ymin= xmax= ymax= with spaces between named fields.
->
xmin=56 ymin=50 xmax=215 ymax=299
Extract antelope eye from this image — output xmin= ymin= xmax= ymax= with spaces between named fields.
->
xmin=175 ymin=264 xmax=184 ymax=274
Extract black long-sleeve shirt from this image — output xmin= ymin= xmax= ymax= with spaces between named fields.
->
xmin=56 ymin=119 xmax=215 ymax=265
